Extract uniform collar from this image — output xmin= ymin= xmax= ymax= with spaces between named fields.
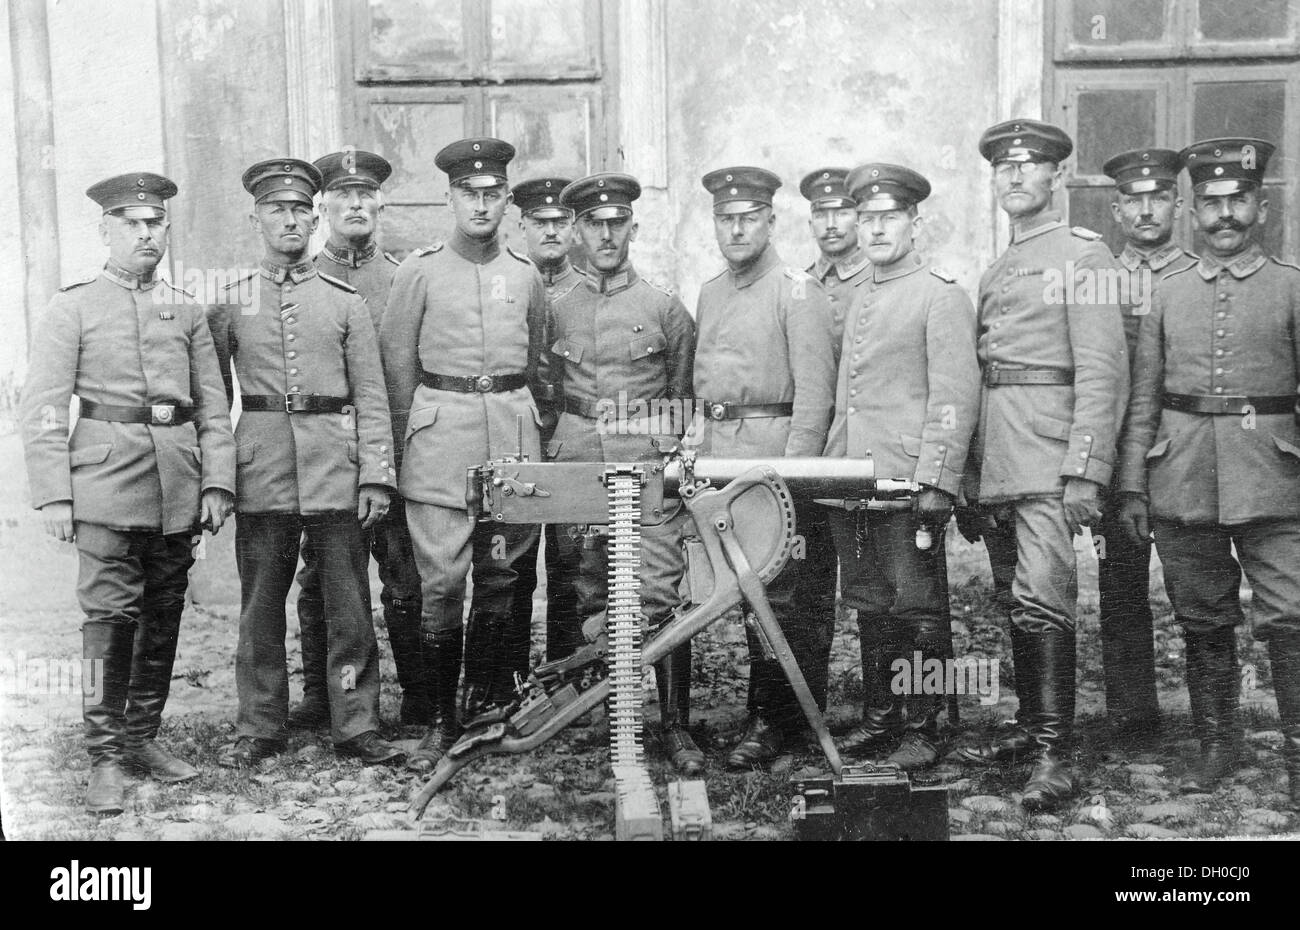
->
xmin=1119 ymin=240 xmax=1184 ymax=272
xmin=539 ymin=258 xmax=575 ymax=287
xmin=101 ymin=261 xmax=159 ymax=291
xmin=448 ymin=228 xmax=500 ymax=264
xmin=728 ymin=243 xmax=781 ymax=289
xmin=586 ymin=260 xmax=638 ymax=296
xmin=872 ymin=249 xmax=926 ymax=283
xmin=260 ymin=257 xmax=317 ymax=284
xmin=321 ymin=239 xmax=378 ymax=268
xmin=812 ymin=245 xmax=869 ymax=283
xmin=1196 ymin=243 xmax=1267 ymax=281
xmin=1009 ymin=209 xmax=1064 ymax=244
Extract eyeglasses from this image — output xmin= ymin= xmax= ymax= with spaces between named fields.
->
xmin=993 ymin=161 xmax=1048 ymax=179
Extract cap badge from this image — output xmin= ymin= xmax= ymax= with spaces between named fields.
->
xmin=474 ymin=161 xmax=482 ymax=169
xmin=1214 ymin=167 xmax=1224 ymax=176
xmin=597 ymin=179 xmax=605 ymax=187
xmin=1013 ymin=123 xmax=1021 ymax=131
xmin=870 ymin=169 xmax=879 ymax=178
xmin=1141 ymin=152 xmax=1150 ymax=160
xmin=472 ymin=143 xmax=481 ymax=152
xmin=724 ymin=174 xmax=733 ymax=182
xmin=822 ymin=172 xmax=830 ymax=179
xmin=599 ymin=193 xmax=608 ymax=201
xmin=283 ymin=177 xmax=292 ymax=185
xmin=544 ymin=180 xmax=552 ymax=188
xmin=283 ymin=164 xmax=291 ymax=172
xmin=136 ymin=178 xmax=145 ymax=187
xmin=823 ymin=185 xmax=832 ymax=193
xmin=730 ymin=187 xmax=738 ymax=195
xmin=1141 ymin=167 xmax=1150 ymax=175
xmin=871 ymin=184 xmax=879 ymax=193
xmin=137 ymin=192 xmax=146 ymax=200
xmin=544 ymin=195 xmax=553 ymax=203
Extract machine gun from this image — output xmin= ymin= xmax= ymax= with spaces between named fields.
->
xmin=409 ymin=439 xmax=940 ymax=838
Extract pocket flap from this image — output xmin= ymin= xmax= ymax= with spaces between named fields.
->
xmin=1272 ymin=435 xmax=1300 ymax=460
xmin=1145 ymin=437 xmax=1171 ymax=460
xmin=1032 ymin=414 xmax=1072 ymax=442
xmin=69 ymin=443 xmax=112 ymax=467
xmin=404 ymin=405 xmax=439 ymax=440
xmin=629 ymin=333 xmax=667 ymax=360
xmin=899 ymin=434 xmax=922 ymax=457
xmin=551 ymin=339 xmax=585 ymax=364
xmin=236 ymin=443 xmax=256 ymax=465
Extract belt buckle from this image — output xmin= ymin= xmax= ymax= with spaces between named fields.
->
xmin=150 ymin=404 xmax=175 ymax=425
xmin=475 ymin=375 xmax=494 ymax=393
xmin=709 ymin=402 xmax=727 ymax=421
xmin=284 ymin=392 xmax=306 ymax=413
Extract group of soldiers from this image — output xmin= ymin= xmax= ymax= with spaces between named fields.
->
xmin=20 ymin=115 xmax=1300 ymax=820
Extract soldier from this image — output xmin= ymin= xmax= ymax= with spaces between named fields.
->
xmin=284 ymin=149 xmax=431 ymax=732
xmin=502 ymin=178 xmax=581 ymax=672
xmin=957 ymin=120 xmax=1128 ymax=810
xmin=689 ymin=166 xmax=837 ymax=769
xmin=1118 ymin=138 xmax=1300 ymax=806
xmin=1092 ymin=148 xmax=1198 ymax=738
xmin=208 ymin=158 xmax=404 ymax=767
xmin=800 ymin=166 xmax=871 ymax=355
xmin=549 ymin=172 xmax=700 ymax=774
xmin=824 ymin=164 xmax=980 ymax=770
xmin=380 ymin=139 xmax=550 ymax=774
xmin=21 ymin=173 xmax=236 ymax=813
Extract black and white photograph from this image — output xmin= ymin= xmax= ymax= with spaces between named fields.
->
xmin=0 ymin=0 xmax=1297 ymax=871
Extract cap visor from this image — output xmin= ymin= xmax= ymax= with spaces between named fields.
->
xmin=257 ymin=190 xmax=315 ymax=205
xmin=713 ymin=200 xmax=768 ymax=215
xmin=110 ymin=205 xmax=167 ymax=219
xmin=810 ymin=197 xmax=856 ymax=210
xmin=455 ymin=175 xmax=506 ymax=189
xmin=1198 ymin=179 xmax=1254 ymax=196
xmin=525 ymin=207 xmax=571 ymax=220
xmin=581 ymin=205 xmax=632 ymax=221
xmin=325 ymin=178 xmax=380 ymax=191
xmin=1118 ymin=179 xmax=1172 ymax=194
xmin=857 ymin=197 xmax=909 ymax=212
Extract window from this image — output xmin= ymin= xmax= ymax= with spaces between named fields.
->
xmin=338 ymin=0 xmax=614 ymax=255
xmin=1050 ymin=1 xmax=1299 ymax=257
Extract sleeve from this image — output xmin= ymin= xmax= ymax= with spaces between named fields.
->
xmin=915 ymin=282 xmax=981 ymax=495
xmin=19 ymin=294 xmax=79 ymax=509
xmin=188 ymin=304 xmax=236 ymax=496
xmin=1062 ymin=242 xmax=1129 ymax=485
xmin=1116 ymin=287 xmax=1167 ymax=498
xmin=662 ymin=293 xmax=696 ymax=402
xmin=783 ymin=275 xmax=837 ymax=457
xmin=345 ymin=294 xmax=397 ymax=491
xmin=526 ymin=270 xmax=556 ymax=434
xmin=378 ymin=257 xmax=426 ymax=460
xmin=204 ymin=300 xmax=236 ymax=409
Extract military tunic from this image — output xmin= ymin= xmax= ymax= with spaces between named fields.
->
xmin=547 ymin=262 xmax=696 ymax=628
xmin=970 ymin=210 xmax=1128 ymax=634
xmin=688 ymin=242 xmax=838 ymax=729
xmin=808 ymin=245 xmax=870 ymax=362
xmin=315 ymin=240 xmax=400 ymax=330
xmin=1119 ymin=246 xmax=1300 ymax=637
xmin=379 ymin=230 xmax=548 ymax=635
xmin=206 ymin=258 xmax=395 ymax=744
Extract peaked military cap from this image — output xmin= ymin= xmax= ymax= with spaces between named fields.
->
xmin=242 ymin=158 xmax=323 ymax=206
xmin=1179 ymin=137 xmax=1274 ymax=196
xmin=1102 ymin=148 xmax=1182 ymax=194
xmin=846 ymin=163 xmax=932 ymax=211
xmin=979 ymin=118 xmax=1073 ymax=164
xmin=86 ymin=172 xmax=177 ymax=219
xmin=435 ymin=138 xmax=515 ymax=188
xmin=702 ymin=166 xmax=782 ymax=215
xmin=513 ymin=177 xmax=573 ymax=219
xmin=799 ymin=167 xmax=856 ymax=209
xmin=561 ymin=173 xmax=640 ymax=220
xmin=313 ymin=149 xmax=392 ymax=191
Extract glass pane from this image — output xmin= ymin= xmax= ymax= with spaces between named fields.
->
xmin=1194 ymin=82 xmax=1286 ymax=167
xmin=1198 ymin=0 xmax=1291 ymax=40
xmin=1070 ymin=0 xmax=1169 ymax=45
xmin=1075 ymin=87 xmax=1159 ymax=176
xmin=491 ymin=89 xmax=595 ymax=181
xmin=1068 ymin=188 xmax=1127 ymax=256
xmin=365 ymin=99 xmax=468 ymax=204
xmin=365 ymin=0 xmax=466 ymax=74
xmin=490 ymin=0 xmax=596 ymax=75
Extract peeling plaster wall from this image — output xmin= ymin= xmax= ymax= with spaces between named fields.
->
xmin=662 ymin=0 xmax=1001 ymax=312
xmin=0 ymin=11 xmax=25 ymax=393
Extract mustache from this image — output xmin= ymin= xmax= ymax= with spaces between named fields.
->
xmin=1208 ymin=219 xmax=1246 ymax=234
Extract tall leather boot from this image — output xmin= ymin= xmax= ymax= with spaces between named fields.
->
xmin=841 ymin=617 xmax=908 ymax=757
xmin=545 ymin=525 xmax=580 ymax=662
xmin=1268 ymin=630 xmax=1300 ymax=810
xmin=1021 ymin=628 xmax=1078 ymax=811
xmin=406 ymin=628 xmax=464 ymax=774
xmin=384 ymin=596 xmax=431 ymax=727
xmin=494 ymin=609 xmax=531 ymax=708
xmin=124 ymin=601 xmax=198 ymax=782
xmin=83 ymin=621 xmax=134 ymax=814
xmin=287 ymin=580 xmax=330 ymax=729
xmin=886 ymin=620 xmax=954 ymax=771
xmin=657 ymin=643 xmax=704 ymax=777
xmin=1178 ymin=625 xmax=1238 ymax=793
xmin=954 ymin=623 xmax=1037 ymax=765
xmin=459 ymin=609 xmax=500 ymax=722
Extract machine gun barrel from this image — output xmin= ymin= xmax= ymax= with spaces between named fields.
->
xmin=663 ymin=455 xmax=917 ymax=501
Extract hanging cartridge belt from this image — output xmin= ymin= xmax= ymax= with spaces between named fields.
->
xmin=1163 ymin=392 xmax=1295 ymax=415
xmin=78 ymin=398 xmax=195 ymax=426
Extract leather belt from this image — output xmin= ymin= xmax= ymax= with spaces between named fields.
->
xmin=78 ymin=398 xmax=195 ymax=426
xmin=1163 ymin=392 xmax=1295 ymax=415
xmin=985 ymin=368 xmax=1074 ymax=387
xmin=700 ymin=401 xmax=793 ymax=421
xmin=421 ymin=372 xmax=527 ymax=394
xmin=564 ymin=396 xmax=633 ymax=419
xmin=241 ymin=393 xmax=349 ymax=414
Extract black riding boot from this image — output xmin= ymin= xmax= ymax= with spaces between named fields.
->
xmin=1178 ymin=625 xmax=1238 ymax=793
xmin=658 ymin=643 xmax=704 ymax=777
xmin=885 ymin=620 xmax=954 ymax=771
xmin=124 ymin=601 xmax=198 ymax=782
xmin=460 ymin=609 xmax=501 ymax=722
xmin=1021 ymin=628 xmax=1078 ymax=812
xmin=384 ymin=596 xmax=431 ymax=727
xmin=406 ymin=628 xmax=464 ymax=774
xmin=84 ymin=621 xmax=134 ymax=814
xmin=840 ymin=616 xmax=907 ymax=757
xmin=954 ymin=623 xmax=1037 ymax=765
